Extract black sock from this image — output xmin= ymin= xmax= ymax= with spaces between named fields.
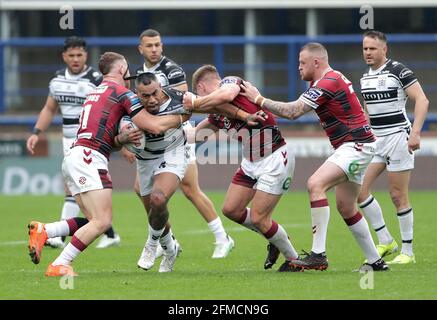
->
xmin=105 ymin=226 xmax=115 ymax=238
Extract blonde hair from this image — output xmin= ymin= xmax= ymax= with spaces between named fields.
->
xmin=192 ymin=64 xmax=219 ymax=93
xmin=301 ymin=42 xmax=328 ymax=60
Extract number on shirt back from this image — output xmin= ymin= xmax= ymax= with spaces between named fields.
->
xmin=81 ymin=104 xmax=92 ymax=129
xmin=341 ymin=75 xmax=355 ymax=94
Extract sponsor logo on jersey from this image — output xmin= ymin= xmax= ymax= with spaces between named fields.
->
xmin=167 ymin=69 xmax=184 ymax=80
xmin=399 ymin=68 xmax=413 ymax=79
xmin=303 ymin=87 xmax=323 ymax=101
xmin=362 ymin=89 xmax=398 ymax=101
xmin=54 ymin=95 xmax=85 ymax=104
xmin=220 ymin=77 xmax=240 ymax=86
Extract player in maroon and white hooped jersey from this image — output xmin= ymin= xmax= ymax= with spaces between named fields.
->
xmin=241 ymin=43 xmax=388 ymax=272
xmin=27 ymin=52 xmax=190 ymax=277
xmin=183 ymin=65 xmax=299 ymax=271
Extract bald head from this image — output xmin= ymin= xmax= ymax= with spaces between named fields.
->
xmin=300 ymin=42 xmax=329 ymax=61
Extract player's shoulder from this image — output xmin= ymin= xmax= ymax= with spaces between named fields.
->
xmin=82 ymin=66 xmax=103 ymax=85
xmin=164 ymin=88 xmax=185 ymax=102
xmin=160 ymin=56 xmax=185 ymax=79
xmin=160 ymin=56 xmax=182 ymax=69
xmin=316 ymin=70 xmax=341 ymax=89
xmin=49 ymin=68 xmax=66 ymax=88
xmin=386 ymin=59 xmax=414 ymax=79
xmin=52 ymin=67 xmax=66 ymax=79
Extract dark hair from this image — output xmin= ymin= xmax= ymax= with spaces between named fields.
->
xmin=98 ymin=52 xmax=125 ymax=75
xmin=191 ymin=64 xmax=219 ymax=92
xmin=363 ymin=30 xmax=387 ymax=43
xmin=135 ymin=72 xmax=158 ymax=86
xmin=63 ymin=36 xmax=86 ymax=52
xmin=139 ymin=29 xmax=161 ymax=41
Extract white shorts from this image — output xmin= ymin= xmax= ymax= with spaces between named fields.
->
xmin=136 ymin=146 xmax=189 ymax=196
xmin=182 ymin=121 xmax=196 ymax=162
xmin=232 ymin=144 xmax=295 ymax=195
xmin=371 ymin=130 xmax=414 ymax=172
xmin=326 ymin=141 xmax=376 ymax=185
xmin=185 ymin=143 xmax=196 ymax=162
xmin=62 ymin=146 xmax=112 ymax=196
xmin=63 ymin=137 xmax=75 ymax=156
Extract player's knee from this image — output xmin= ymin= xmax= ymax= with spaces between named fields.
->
xmin=357 ymin=190 xmax=369 ymax=204
xmin=221 ymin=204 xmax=239 ymax=221
xmin=307 ymin=177 xmax=323 ymax=196
xmin=94 ymin=217 xmax=112 ymax=234
xmin=181 ymin=183 xmax=196 ymax=200
xmin=389 ymin=189 xmax=407 ymax=209
xmin=150 ymin=190 xmax=168 ymax=210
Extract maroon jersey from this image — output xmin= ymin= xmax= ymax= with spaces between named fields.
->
xmin=299 ymin=69 xmax=375 ymax=149
xmin=208 ymin=76 xmax=285 ymax=161
xmin=74 ymin=80 xmax=143 ymax=159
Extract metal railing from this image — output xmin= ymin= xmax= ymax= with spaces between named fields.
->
xmin=1 ymin=34 xmax=437 ymax=129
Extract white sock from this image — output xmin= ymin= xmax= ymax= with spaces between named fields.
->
xmin=61 ymin=196 xmax=81 ymax=220
xmin=346 ymin=212 xmax=380 ymax=264
xmin=359 ymin=195 xmax=393 ymax=245
xmin=146 ymin=224 xmax=165 ymax=248
xmin=265 ymin=222 xmax=298 ymax=260
xmin=207 ymin=217 xmax=228 ymax=243
xmin=159 ymin=231 xmax=176 ymax=255
xmin=310 ymin=200 xmax=330 ymax=254
xmin=45 ymin=220 xmax=70 ymax=238
xmin=52 ymin=235 xmax=86 ymax=266
xmin=238 ymin=208 xmax=260 ymax=233
xmin=398 ymin=208 xmax=414 ymax=256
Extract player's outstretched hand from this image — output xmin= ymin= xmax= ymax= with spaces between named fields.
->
xmin=245 ymin=111 xmax=268 ymax=126
xmin=240 ymin=81 xmax=261 ymax=103
xmin=183 ymin=92 xmax=197 ymax=111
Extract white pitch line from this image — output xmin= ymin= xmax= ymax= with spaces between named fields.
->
xmin=181 ymin=223 xmax=308 ymax=235
xmin=0 ymin=240 xmax=27 ymax=246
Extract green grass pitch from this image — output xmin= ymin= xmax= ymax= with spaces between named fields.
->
xmin=0 ymin=191 xmax=436 ymax=300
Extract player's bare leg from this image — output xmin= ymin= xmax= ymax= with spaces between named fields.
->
xmin=137 ymin=173 xmax=180 ymax=272
xmin=46 ymin=189 xmax=113 ymax=276
xmin=250 ymin=190 xmax=299 ymax=272
xmin=358 ymin=162 xmax=398 ymax=257
xmin=386 ymin=170 xmax=415 ymax=264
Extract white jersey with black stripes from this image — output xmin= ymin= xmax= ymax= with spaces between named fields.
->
xmin=49 ymin=66 xmax=102 ymax=138
xmin=360 ymin=59 xmax=417 ymax=137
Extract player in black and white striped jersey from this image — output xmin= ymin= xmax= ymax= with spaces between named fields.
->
xmin=133 ymin=72 xmax=262 ymax=272
xmin=358 ymin=30 xmax=429 ymax=264
xmin=26 ymin=36 xmax=121 ymax=249
xmin=126 ymin=29 xmax=235 ymax=259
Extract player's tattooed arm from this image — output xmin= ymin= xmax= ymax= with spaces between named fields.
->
xmin=262 ymin=99 xmax=312 ymax=120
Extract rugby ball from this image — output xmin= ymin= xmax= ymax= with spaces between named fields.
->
xmin=118 ymin=115 xmax=146 ymax=155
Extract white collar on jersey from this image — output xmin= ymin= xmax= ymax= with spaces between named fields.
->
xmin=368 ymin=59 xmax=391 ymax=75
xmin=143 ymin=56 xmax=164 ymax=72
xmin=65 ymin=66 xmax=90 ymax=80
